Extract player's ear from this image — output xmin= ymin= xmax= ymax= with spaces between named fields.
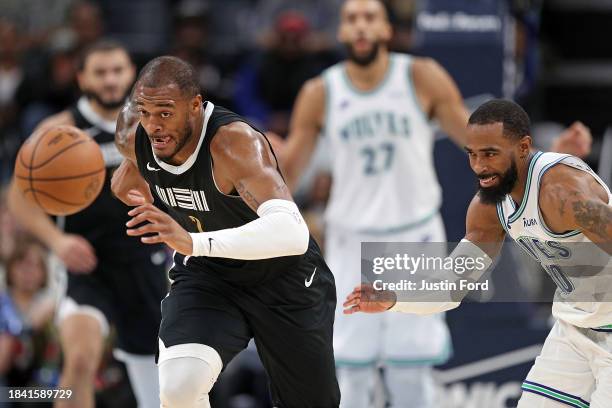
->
xmin=191 ymin=94 xmax=202 ymax=112
xmin=518 ymin=135 xmax=532 ymax=158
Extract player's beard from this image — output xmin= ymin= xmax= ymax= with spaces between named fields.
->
xmin=345 ymin=41 xmax=381 ymax=66
xmin=476 ymin=157 xmax=519 ymax=205
xmin=83 ymin=87 xmax=131 ymax=110
xmin=160 ymin=120 xmax=193 ymax=163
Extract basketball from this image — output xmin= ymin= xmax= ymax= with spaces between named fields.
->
xmin=13 ymin=125 xmax=106 ymax=216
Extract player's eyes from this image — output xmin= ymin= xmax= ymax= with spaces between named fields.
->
xmin=161 ymin=112 xmax=172 ymax=118
xmin=138 ymin=110 xmax=148 ymax=117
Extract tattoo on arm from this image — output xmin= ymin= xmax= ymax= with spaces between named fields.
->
xmin=572 ymin=199 xmax=612 ymax=239
xmin=236 ymin=181 xmax=261 ymax=208
xmin=274 ymin=180 xmax=289 ymax=195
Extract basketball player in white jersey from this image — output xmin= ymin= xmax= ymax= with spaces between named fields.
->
xmin=344 ymin=99 xmax=612 ymax=408
xmin=275 ymin=1 xmax=592 ymax=406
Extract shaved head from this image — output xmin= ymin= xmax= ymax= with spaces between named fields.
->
xmin=136 ymin=56 xmax=200 ymax=98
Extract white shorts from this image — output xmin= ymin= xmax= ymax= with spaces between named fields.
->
xmin=326 ymin=213 xmax=452 ymax=365
xmin=519 ymin=319 xmax=612 ymax=408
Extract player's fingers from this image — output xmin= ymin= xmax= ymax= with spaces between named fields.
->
xmin=343 ymin=297 xmax=360 ymax=308
xmin=127 ymin=203 xmax=156 ymax=216
xmin=125 ymin=211 xmax=155 ymax=227
xmin=141 ymin=235 xmax=163 ymax=244
xmin=343 ymin=305 xmax=360 ymax=315
xmin=127 ymin=223 xmax=160 ymax=236
xmin=343 ymin=292 xmax=361 ymax=306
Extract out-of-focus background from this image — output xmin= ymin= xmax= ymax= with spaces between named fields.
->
xmin=0 ymin=0 xmax=610 ymax=407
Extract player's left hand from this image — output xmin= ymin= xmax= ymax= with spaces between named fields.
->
xmin=126 ymin=203 xmax=193 ymax=255
xmin=343 ymin=284 xmax=397 ymax=314
xmin=551 ymin=121 xmax=592 ymax=158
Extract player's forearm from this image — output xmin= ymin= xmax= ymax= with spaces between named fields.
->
xmin=7 ymin=181 xmax=63 ymax=247
xmin=190 ymin=199 xmax=309 ymax=259
xmin=387 ymin=239 xmax=493 ymax=314
xmin=437 ymin=103 xmax=470 ymax=148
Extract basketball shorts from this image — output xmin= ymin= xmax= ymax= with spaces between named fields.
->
xmin=58 ymin=248 xmax=169 ymax=355
xmin=158 ymin=246 xmax=341 ymax=408
xmin=518 ymin=318 xmax=612 ymax=408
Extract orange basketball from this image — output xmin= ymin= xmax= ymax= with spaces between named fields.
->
xmin=14 ymin=125 xmax=106 ymax=216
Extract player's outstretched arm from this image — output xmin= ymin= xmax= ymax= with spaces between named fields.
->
xmin=127 ymin=122 xmax=310 ymax=259
xmin=343 ymin=194 xmax=506 ymax=315
xmin=278 ymin=77 xmax=326 ymax=191
xmin=112 ymin=100 xmax=154 ymax=206
xmin=540 ymin=165 xmax=611 ymax=254
xmin=413 ymin=57 xmax=470 ymax=147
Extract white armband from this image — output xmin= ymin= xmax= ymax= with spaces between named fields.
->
xmin=390 ymin=239 xmax=493 ymax=315
xmin=190 ymin=199 xmax=309 ymax=260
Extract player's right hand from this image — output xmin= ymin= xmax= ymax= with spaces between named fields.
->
xmin=51 ymin=234 xmax=97 ymax=274
xmin=343 ymin=284 xmax=397 ymax=314
xmin=111 ymin=159 xmax=154 ymax=206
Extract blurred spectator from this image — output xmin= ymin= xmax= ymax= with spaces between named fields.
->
xmin=0 ymin=0 xmax=74 ymax=50
xmin=0 ymin=239 xmax=59 ymax=400
xmin=68 ymin=0 xmax=104 ymax=51
xmin=384 ymin=0 xmax=416 ymax=52
xmin=234 ymin=10 xmax=338 ymax=134
xmin=0 ymin=19 xmax=25 ymax=184
xmin=247 ymin=0 xmax=344 ymax=52
xmin=16 ymin=31 xmax=80 ymax=136
xmin=171 ymin=0 xmax=233 ymax=107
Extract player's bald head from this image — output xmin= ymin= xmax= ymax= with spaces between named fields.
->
xmin=135 ymin=56 xmax=200 ymax=98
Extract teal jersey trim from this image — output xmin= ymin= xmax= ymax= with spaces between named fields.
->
xmin=508 ymin=151 xmax=544 ymax=223
xmin=406 ymin=56 xmax=429 ymax=123
xmin=335 ymin=359 xmax=378 ymax=367
xmin=496 ymin=202 xmax=511 ymax=235
xmin=322 ymin=72 xmax=331 ymax=139
xmin=341 ymin=55 xmax=395 ymax=96
xmin=521 ymin=382 xmax=590 ymax=408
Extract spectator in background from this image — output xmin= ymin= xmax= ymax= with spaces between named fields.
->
xmin=0 ymin=19 xmax=25 ymax=184
xmin=0 ymin=239 xmax=58 ymax=401
xmin=235 ymin=10 xmax=338 ymax=135
xmin=15 ymin=0 xmax=105 ymax=136
xmin=171 ymin=0 xmax=233 ymax=107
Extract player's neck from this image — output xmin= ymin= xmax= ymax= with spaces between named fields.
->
xmin=345 ymin=49 xmax=390 ymax=91
xmin=509 ymin=154 xmax=534 ymax=205
xmin=89 ymin=99 xmax=122 ymax=121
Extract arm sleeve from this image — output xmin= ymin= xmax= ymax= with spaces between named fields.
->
xmin=389 ymin=239 xmax=493 ymax=315
xmin=190 ymin=199 xmax=309 ymax=260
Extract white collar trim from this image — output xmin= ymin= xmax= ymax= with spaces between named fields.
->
xmin=77 ymin=96 xmax=117 ymax=134
xmin=152 ymin=102 xmax=214 ymax=175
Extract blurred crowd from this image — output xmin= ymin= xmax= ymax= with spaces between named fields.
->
xmin=0 ymin=0 xmax=607 ymax=407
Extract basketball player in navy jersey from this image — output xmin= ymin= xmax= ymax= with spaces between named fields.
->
xmin=8 ymin=41 xmax=167 ymax=408
xmin=111 ymin=56 xmax=340 ymax=408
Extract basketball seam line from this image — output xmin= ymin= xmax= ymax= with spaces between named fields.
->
xmin=26 ymin=139 xmax=91 ymax=170
xmin=15 ymin=167 xmax=105 ymax=181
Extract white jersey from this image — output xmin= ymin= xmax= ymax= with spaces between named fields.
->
xmin=497 ymin=152 xmax=612 ymax=328
xmin=322 ymin=53 xmax=442 ymax=232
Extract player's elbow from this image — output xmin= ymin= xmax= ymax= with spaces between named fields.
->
xmin=284 ymin=214 xmax=310 ymax=256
